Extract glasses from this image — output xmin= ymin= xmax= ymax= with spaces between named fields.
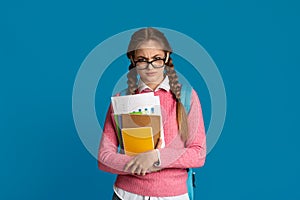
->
xmin=134 ymin=57 xmax=166 ymax=70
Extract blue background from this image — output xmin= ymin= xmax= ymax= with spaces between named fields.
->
xmin=1 ymin=0 xmax=299 ymax=199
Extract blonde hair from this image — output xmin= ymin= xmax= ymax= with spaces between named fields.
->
xmin=126 ymin=27 xmax=189 ymax=143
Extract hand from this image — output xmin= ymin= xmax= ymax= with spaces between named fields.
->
xmin=148 ymin=166 xmax=162 ymax=173
xmin=124 ymin=150 xmax=159 ymax=176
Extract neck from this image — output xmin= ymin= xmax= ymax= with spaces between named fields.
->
xmin=146 ymin=83 xmax=159 ymax=91
xmin=145 ymin=75 xmax=166 ymax=91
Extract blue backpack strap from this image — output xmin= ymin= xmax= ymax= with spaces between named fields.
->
xmin=180 ymin=84 xmax=192 ymax=113
xmin=180 ymin=84 xmax=195 ymax=200
xmin=187 ymin=169 xmax=195 ymax=200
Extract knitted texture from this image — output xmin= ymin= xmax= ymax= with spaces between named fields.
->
xmin=98 ymin=89 xmax=206 ymax=197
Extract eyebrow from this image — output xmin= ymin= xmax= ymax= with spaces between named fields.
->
xmin=136 ymin=54 xmax=164 ymax=59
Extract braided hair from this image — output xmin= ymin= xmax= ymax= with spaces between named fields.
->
xmin=126 ymin=27 xmax=189 ymax=143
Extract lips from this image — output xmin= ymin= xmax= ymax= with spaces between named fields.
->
xmin=146 ymin=72 xmax=157 ymax=76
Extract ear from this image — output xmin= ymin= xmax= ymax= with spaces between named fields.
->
xmin=165 ymin=52 xmax=170 ymax=63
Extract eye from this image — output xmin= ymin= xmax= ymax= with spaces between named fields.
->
xmin=154 ymin=57 xmax=163 ymax=60
xmin=136 ymin=58 xmax=147 ymax=62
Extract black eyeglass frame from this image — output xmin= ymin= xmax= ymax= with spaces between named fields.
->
xmin=133 ymin=57 xmax=167 ymax=70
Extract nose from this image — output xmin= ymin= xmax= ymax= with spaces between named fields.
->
xmin=146 ymin=63 xmax=155 ymax=70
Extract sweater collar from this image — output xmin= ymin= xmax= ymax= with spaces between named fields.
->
xmin=137 ymin=76 xmax=170 ymax=93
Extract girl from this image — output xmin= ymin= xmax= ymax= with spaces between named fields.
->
xmin=98 ymin=27 xmax=206 ymax=200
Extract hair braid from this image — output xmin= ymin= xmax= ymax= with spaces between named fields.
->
xmin=126 ymin=65 xmax=138 ymax=95
xmin=165 ymin=58 xmax=189 ymax=143
xmin=165 ymin=59 xmax=181 ymax=100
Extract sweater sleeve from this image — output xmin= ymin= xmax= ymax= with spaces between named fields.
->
xmin=159 ymin=89 xmax=206 ymax=169
xmin=97 ymin=104 xmax=133 ymax=175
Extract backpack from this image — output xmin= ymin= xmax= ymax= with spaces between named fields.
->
xmin=119 ymin=85 xmax=195 ymax=200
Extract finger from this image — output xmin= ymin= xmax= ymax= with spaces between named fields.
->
xmin=135 ymin=166 xmax=143 ymax=176
xmin=124 ymin=163 xmax=131 ymax=172
xmin=130 ymin=163 xmax=139 ymax=174
xmin=141 ymin=168 xmax=148 ymax=176
xmin=124 ymin=159 xmax=135 ymax=172
xmin=155 ymin=138 xmax=163 ymax=149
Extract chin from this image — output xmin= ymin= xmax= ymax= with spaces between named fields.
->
xmin=144 ymin=78 xmax=160 ymax=84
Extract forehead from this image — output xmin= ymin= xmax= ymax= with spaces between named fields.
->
xmin=135 ymin=40 xmax=165 ymax=57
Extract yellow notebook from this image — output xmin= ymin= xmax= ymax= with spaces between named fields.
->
xmin=121 ymin=127 xmax=154 ymax=156
xmin=121 ymin=114 xmax=161 ymax=148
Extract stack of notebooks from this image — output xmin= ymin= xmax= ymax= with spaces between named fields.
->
xmin=111 ymin=93 xmax=164 ymax=156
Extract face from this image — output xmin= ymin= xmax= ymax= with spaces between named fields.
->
xmin=133 ymin=40 xmax=167 ymax=89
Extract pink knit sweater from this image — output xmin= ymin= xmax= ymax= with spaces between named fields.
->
xmin=98 ymin=89 xmax=206 ymax=197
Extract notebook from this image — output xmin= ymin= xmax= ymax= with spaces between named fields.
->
xmin=121 ymin=114 xmax=161 ymax=148
xmin=121 ymin=127 xmax=154 ymax=156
